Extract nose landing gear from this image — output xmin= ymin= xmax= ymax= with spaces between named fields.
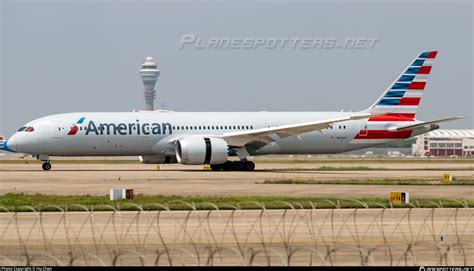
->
xmin=35 ymin=155 xmax=52 ymax=171
xmin=41 ymin=162 xmax=52 ymax=171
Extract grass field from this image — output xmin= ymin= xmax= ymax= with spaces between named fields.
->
xmin=255 ymin=158 xmax=474 ymax=164
xmin=260 ymin=178 xmax=474 ymax=185
xmin=266 ymin=166 xmax=474 ymax=171
xmin=0 ymin=193 xmax=472 ymax=212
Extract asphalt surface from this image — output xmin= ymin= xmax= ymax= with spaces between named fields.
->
xmin=0 ymin=162 xmax=472 ymax=198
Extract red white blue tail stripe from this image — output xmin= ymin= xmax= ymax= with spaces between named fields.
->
xmin=353 ymin=51 xmax=438 ymax=143
xmin=369 ymin=51 xmax=437 ymax=120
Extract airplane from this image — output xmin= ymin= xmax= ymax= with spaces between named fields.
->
xmin=0 ymin=51 xmax=465 ymax=171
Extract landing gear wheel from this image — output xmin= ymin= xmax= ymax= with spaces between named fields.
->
xmin=212 ymin=161 xmax=255 ymax=171
xmin=42 ymin=162 xmax=51 ymax=171
xmin=244 ymin=161 xmax=255 ymax=171
xmin=232 ymin=161 xmax=243 ymax=171
xmin=210 ymin=164 xmax=220 ymax=171
xmin=224 ymin=161 xmax=233 ymax=171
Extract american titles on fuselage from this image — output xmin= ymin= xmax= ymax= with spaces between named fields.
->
xmin=82 ymin=120 xmax=173 ymax=136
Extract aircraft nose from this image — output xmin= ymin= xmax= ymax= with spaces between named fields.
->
xmin=5 ymin=133 xmax=19 ymax=152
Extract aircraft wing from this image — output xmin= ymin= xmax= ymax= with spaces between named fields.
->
xmin=221 ymin=113 xmax=382 ymax=147
xmin=388 ymin=116 xmax=466 ymax=132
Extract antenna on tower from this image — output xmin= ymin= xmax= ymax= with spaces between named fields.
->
xmin=140 ymin=57 xmax=160 ymax=111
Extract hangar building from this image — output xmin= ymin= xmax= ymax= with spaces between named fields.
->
xmin=412 ymin=129 xmax=474 ymax=157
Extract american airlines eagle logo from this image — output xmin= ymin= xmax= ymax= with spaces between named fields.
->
xmin=67 ymin=124 xmax=79 ymax=135
xmin=67 ymin=117 xmax=85 ymax=135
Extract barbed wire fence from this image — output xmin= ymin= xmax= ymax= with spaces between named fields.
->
xmin=0 ymin=202 xmax=473 ymax=266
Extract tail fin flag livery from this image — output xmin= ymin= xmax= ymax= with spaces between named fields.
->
xmin=354 ymin=51 xmax=464 ymax=142
xmin=367 ymin=51 xmax=438 ymax=120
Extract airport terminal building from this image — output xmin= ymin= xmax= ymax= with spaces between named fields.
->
xmin=412 ymin=129 xmax=474 ymax=157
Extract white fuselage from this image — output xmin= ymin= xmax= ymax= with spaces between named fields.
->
xmin=7 ymin=111 xmax=429 ymax=159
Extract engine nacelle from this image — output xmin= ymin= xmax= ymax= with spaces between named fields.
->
xmin=139 ymin=155 xmax=177 ymax=164
xmin=175 ymin=137 xmax=228 ymax=165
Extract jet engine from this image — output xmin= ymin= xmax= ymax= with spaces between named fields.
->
xmin=139 ymin=155 xmax=177 ymax=164
xmin=175 ymin=137 xmax=228 ymax=165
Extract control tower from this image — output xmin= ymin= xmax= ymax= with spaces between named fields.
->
xmin=139 ymin=57 xmax=160 ymax=111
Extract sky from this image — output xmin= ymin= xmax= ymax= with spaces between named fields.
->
xmin=0 ymin=0 xmax=472 ymax=137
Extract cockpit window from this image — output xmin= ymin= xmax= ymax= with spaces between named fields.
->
xmin=18 ymin=127 xmax=26 ymax=132
xmin=25 ymin=126 xmax=34 ymax=132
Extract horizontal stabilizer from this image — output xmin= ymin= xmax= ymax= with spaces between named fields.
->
xmin=388 ymin=116 xmax=466 ymax=131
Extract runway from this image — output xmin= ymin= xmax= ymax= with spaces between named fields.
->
xmin=1 ymin=158 xmax=473 ymax=266
xmin=0 ymin=161 xmax=473 ymax=198
xmin=1 ymin=208 xmax=472 ymax=266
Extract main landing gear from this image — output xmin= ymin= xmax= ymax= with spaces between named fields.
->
xmin=210 ymin=160 xmax=255 ymax=171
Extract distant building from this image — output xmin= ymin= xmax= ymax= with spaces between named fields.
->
xmin=412 ymin=129 xmax=474 ymax=157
